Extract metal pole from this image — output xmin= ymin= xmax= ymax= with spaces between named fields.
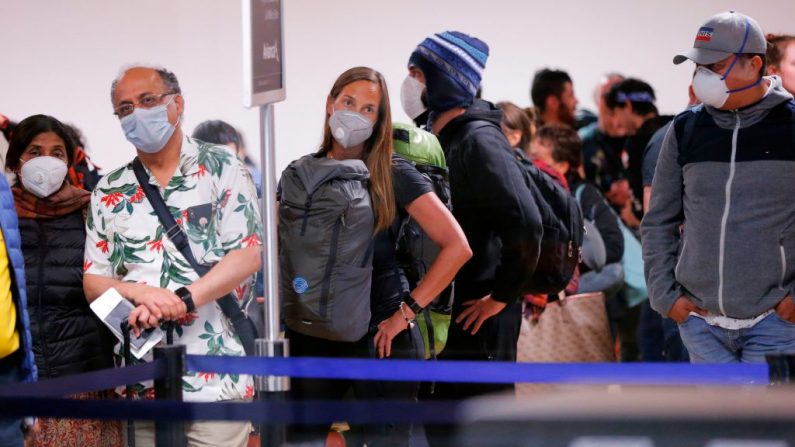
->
xmin=257 ymin=102 xmax=289 ymax=447
xmin=259 ymin=102 xmax=283 ymax=345
xmin=767 ymin=354 xmax=795 ymax=385
xmin=153 ymin=345 xmax=186 ymax=447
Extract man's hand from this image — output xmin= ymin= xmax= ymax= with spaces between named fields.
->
xmin=456 ymin=295 xmax=507 ymax=335
xmin=668 ymin=296 xmax=706 ymax=323
xmin=620 ymin=201 xmax=641 ymax=229
xmin=775 ymin=295 xmax=795 ymax=323
xmin=605 ymin=179 xmax=631 ymax=207
xmin=127 ymin=284 xmax=186 ymax=321
xmin=128 ymin=304 xmax=160 ymax=337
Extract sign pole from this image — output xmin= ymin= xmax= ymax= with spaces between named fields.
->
xmin=242 ymin=0 xmax=289 ymax=445
xmin=256 ymin=102 xmax=288 ymax=447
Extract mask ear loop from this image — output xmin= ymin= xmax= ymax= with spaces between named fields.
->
xmin=720 ymin=18 xmax=750 ymax=81
xmin=164 ymin=94 xmax=183 ymax=127
xmin=721 ymin=17 xmax=763 ymax=93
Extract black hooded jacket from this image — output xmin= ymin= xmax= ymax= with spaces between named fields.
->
xmin=436 ymin=100 xmax=543 ymax=305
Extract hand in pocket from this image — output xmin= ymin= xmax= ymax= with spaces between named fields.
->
xmin=775 ymin=295 xmax=795 ymax=323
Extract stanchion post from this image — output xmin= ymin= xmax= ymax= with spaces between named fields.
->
xmin=154 ymin=345 xmax=186 ymax=447
xmin=767 ymin=353 xmax=795 ymax=385
xmin=257 ymin=102 xmax=290 ymax=447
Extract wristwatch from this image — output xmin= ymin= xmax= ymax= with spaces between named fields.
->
xmin=402 ymin=294 xmax=423 ymax=315
xmin=175 ymin=287 xmax=196 ymax=313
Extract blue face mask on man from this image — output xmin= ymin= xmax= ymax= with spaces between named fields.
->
xmin=121 ymin=96 xmax=177 ymax=154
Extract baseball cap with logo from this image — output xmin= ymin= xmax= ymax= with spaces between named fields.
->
xmin=673 ymin=11 xmax=766 ymax=65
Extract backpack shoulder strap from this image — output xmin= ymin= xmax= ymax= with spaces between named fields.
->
xmin=575 ymin=183 xmax=598 ymax=220
xmin=423 ymin=308 xmax=436 ymax=360
xmin=790 ymin=101 xmax=795 ymax=148
xmin=574 ymin=183 xmax=587 ymax=205
xmin=461 ymin=119 xmax=498 ymax=138
xmin=677 ymin=106 xmax=702 ymax=156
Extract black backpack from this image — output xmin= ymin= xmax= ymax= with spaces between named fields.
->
xmin=461 ymin=121 xmax=584 ymax=295
xmin=513 ymin=150 xmax=584 ymax=294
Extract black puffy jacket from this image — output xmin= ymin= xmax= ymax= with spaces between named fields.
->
xmin=20 ymin=211 xmax=114 ymax=378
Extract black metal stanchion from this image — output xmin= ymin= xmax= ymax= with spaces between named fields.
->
xmin=257 ymin=338 xmax=289 ymax=447
xmin=767 ymin=353 xmax=795 ymax=385
xmin=154 ymin=344 xmax=186 ymax=447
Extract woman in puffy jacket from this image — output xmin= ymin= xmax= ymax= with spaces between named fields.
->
xmin=6 ymin=114 xmax=120 ymax=446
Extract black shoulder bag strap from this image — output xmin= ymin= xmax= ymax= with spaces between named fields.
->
xmin=678 ymin=107 xmax=701 ymax=157
xmin=132 ymin=158 xmax=257 ymax=355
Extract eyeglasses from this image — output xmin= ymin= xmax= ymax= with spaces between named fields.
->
xmin=113 ymin=92 xmax=176 ymax=118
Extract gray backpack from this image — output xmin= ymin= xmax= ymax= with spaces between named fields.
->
xmin=279 ymin=154 xmax=374 ymax=341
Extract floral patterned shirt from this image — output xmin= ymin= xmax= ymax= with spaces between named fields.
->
xmin=84 ymin=136 xmax=262 ymax=402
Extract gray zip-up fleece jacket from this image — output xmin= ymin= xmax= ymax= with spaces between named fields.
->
xmin=642 ymin=77 xmax=795 ymax=318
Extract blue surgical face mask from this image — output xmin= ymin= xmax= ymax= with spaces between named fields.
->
xmin=120 ymin=97 xmax=177 ymax=153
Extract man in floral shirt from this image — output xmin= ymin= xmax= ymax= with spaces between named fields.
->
xmin=83 ymin=66 xmax=262 ymax=447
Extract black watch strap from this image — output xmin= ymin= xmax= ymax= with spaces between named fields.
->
xmin=403 ymin=294 xmax=422 ymax=315
xmin=175 ymin=287 xmax=196 ymax=313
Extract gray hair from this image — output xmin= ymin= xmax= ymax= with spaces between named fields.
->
xmin=110 ymin=65 xmax=182 ymax=103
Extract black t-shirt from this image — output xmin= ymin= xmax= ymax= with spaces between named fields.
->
xmin=642 ymin=121 xmax=673 ymax=187
xmin=370 ymin=155 xmax=433 ymax=325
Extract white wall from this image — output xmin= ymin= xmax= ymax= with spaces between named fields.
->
xmin=2 ymin=0 xmax=793 ymax=176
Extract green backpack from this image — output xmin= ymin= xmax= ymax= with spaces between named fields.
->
xmin=392 ymin=123 xmax=453 ymax=359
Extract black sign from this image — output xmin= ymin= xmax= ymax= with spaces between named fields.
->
xmin=243 ymin=0 xmax=284 ymax=106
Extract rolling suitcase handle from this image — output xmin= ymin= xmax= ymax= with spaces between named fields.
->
xmin=120 ymin=319 xmax=136 ymax=447
xmin=120 ymin=319 xmax=174 ymax=447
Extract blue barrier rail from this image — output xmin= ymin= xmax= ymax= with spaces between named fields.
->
xmin=0 ymin=360 xmax=165 ymax=397
xmin=186 ymin=355 xmax=771 ymax=387
xmin=0 ymin=355 xmax=770 ymax=401
xmin=0 ymin=397 xmax=462 ymax=424
xmin=0 ymin=355 xmax=774 ymax=424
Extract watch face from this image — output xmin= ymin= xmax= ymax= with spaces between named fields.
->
xmin=181 ymin=296 xmax=195 ymax=312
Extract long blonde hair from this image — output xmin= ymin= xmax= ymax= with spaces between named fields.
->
xmin=320 ymin=67 xmax=395 ymax=232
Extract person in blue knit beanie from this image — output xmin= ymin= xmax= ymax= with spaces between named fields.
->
xmin=403 ymin=32 xmax=544 ymax=446
xmin=404 ymin=31 xmax=489 ymax=127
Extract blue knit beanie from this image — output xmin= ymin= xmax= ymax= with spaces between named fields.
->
xmin=409 ymin=31 xmax=489 ymax=116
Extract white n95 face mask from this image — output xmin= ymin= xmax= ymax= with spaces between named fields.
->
xmin=692 ymin=66 xmax=731 ymax=108
xmin=400 ymin=75 xmax=427 ymax=120
xmin=692 ymin=61 xmax=764 ymax=109
xmin=20 ymin=156 xmax=68 ymax=198
xmin=328 ymin=110 xmax=374 ymax=149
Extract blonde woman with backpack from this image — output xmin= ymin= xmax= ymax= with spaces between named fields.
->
xmin=279 ymin=66 xmax=470 ymax=446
